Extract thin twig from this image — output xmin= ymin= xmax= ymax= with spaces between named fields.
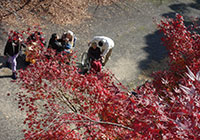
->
xmin=75 ymin=112 xmax=134 ymax=131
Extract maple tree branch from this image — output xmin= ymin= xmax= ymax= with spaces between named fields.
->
xmin=57 ymin=87 xmax=78 ymax=112
xmin=73 ymin=112 xmax=135 ymax=131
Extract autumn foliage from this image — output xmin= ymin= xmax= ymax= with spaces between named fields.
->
xmin=12 ymin=14 xmax=200 ymax=140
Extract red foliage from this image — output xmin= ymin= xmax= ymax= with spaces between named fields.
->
xmin=13 ymin=14 xmax=200 ymax=140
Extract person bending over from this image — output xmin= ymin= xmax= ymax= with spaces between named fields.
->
xmin=89 ymin=36 xmax=114 ymax=66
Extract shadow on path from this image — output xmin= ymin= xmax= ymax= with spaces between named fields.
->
xmin=139 ymin=30 xmax=168 ymax=71
xmin=162 ymin=0 xmax=200 ymax=22
xmin=0 ymin=55 xmax=28 ymax=79
xmin=189 ymin=0 xmax=200 ymax=10
xmin=0 ymin=56 xmax=7 ymax=68
xmin=139 ymin=0 xmax=200 ymax=72
xmin=0 ymin=75 xmax=12 ymax=78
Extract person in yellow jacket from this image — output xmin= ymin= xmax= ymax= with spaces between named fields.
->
xmin=25 ymin=42 xmax=39 ymax=64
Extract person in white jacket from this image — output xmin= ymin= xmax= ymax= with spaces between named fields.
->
xmin=89 ymin=36 xmax=114 ymax=66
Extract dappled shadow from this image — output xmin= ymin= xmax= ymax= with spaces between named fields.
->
xmin=162 ymin=0 xmax=200 ymax=32
xmin=139 ymin=2 xmax=191 ymax=72
xmin=16 ymin=54 xmax=28 ymax=70
xmin=162 ymin=3 xmax=189 ymax=19
xmin=162 ymin=0 xmax=200 ymax=19
xmin=0 ymin=54 xmax=28 ymax=79
xmin=0 ymin=56 xmax=6 ymax=68
xmin=0 ymin=75 xmax=12 ymax=78
xmin=162 ymin=12 xmax=176 ymax=19
xmin=139 ymin=30 xmax=168 ymax=70
xmin=169 ymin=3 xmax=189 ymax=14
xmin=189 ymin=0 xmax=200 ymax=10
xmin=140 ymin=0 xmax=200 ymax=72
xmin=0 ymin=56 xmax=12 ymax=79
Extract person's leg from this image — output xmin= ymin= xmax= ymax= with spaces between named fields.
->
xmin=7 ymin=56 xmax=12 ymax=68
xmin=9 ymin=54 xmax=19 ymax=79
xmin=101 ymin=49 xmax=105 ymax=65
xmin=102 ymin=49 xmax=112 ymax=66
xmin=12 ymin=54 xmax=18 ymax=72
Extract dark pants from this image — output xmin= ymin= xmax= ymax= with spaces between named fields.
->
xmin=102 ymin=49 xmax=112 ymax=66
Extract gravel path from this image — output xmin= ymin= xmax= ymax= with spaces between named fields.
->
xmin=0 ymin=0 xmax=200 ymax=139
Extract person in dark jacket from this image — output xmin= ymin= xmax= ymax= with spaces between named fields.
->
xmin=88 ymin=42 xmax=101 ymax=61
xmin=48 ymin=33 xmax=63 ymax=53
xmin=87 ymin=42 xmax=102 ymax=73
xmin=4 ymin=34 xmax=25 ymax=79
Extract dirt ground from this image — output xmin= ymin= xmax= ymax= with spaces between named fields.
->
xmin=0 ymin=0 xmax=200 ymax=139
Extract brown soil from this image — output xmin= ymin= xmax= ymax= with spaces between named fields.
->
xmin=0 ymin=0 xmax=120 ymax=27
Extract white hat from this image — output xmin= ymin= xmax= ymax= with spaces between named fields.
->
xmin=67 ymin=30 xmax=74 ymax=36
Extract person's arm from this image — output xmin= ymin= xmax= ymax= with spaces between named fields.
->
xmin=101 ymin=48 xmax=109 ymax=57
xmin=54 ymin=41 xmax=64 ymax=52
xmin=57 ymin=38 xmax=62 ymax=42
xmin=4 ymin=40 xmax=11 ymax=56
xmin=101 ymin=42 xmax=110 ymax=57
xmin=72 ymin=37 xmax=77 ymax=48
xmin=52 ymin=41 xmax=62 ymax=49
xmin=87 ymin=47 xmax=95 ymax=59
